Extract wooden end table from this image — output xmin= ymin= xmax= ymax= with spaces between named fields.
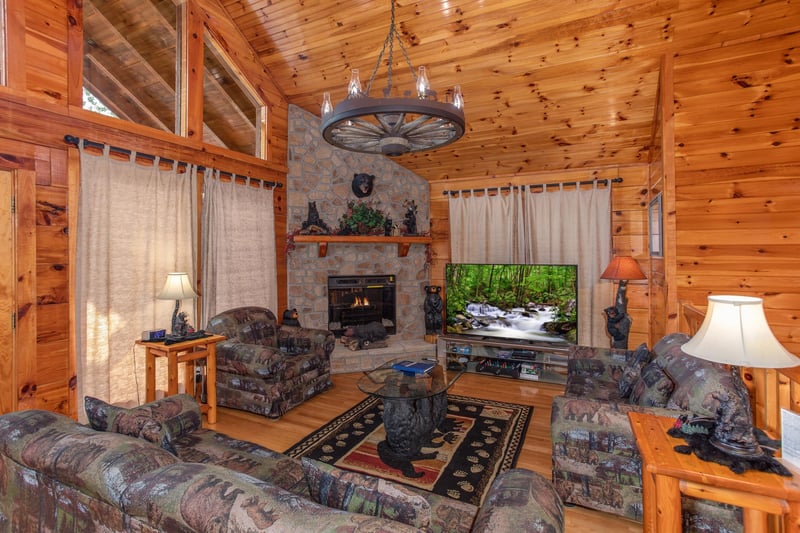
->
xmin=629 ymin=411 xmax=800 ymax=532
xmin=136 ymin=334 xmax=225 ymax=424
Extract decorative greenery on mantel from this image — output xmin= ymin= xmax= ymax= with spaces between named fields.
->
xmin=338 ymin=201 xmax=388 ymax=235
xmin=286 ymin=200 xmax=430 ymax=262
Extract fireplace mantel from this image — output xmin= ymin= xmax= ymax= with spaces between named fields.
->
xmin=293 ymin=235 xmax=432 ymax=257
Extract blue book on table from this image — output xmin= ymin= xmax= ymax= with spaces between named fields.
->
xmin=392 ymin=360 xmax=435 ymax=374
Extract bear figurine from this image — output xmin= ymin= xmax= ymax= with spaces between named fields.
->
xmin=282 ymin=308 xmax=301 ymax=327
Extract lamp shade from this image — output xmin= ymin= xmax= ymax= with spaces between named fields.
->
xmin=681 ymin=295 xmax=799 ymax=368
xmin=156 ymin=272 xmax=198 ymax=300
xmin=600 ymin=256 xmax=647 ymax=281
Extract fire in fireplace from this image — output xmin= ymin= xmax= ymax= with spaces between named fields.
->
xmin=328 ymin=275 xmax=396 ymax=337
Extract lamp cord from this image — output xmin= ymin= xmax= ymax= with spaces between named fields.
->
xmin=131 ymin=342 xmax=142 ymax=405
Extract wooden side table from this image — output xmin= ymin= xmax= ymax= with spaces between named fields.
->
xmin=629 ymin=411 xmax=800 ymax=532
xmin=136 ymin=334 xmax=225 ymax=424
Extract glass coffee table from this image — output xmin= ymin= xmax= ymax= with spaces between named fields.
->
xmin=357 ymin=356 xmax=464 ymax=478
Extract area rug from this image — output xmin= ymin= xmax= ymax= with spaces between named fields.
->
xmin=285 ymin=394 xmax=533 ymax=506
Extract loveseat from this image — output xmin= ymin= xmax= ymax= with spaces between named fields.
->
xmin=0 ymin=394 xmax=564 ymax=532
xmin=551 ymin=333 xmax=745 ymax=531
xmin=205 ymin=306 xmax=335 ymax=418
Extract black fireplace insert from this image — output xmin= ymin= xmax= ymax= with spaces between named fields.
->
xmin=328 ymin=275 xmax=396 ymax=337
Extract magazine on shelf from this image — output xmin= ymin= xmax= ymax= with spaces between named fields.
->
xmin=392 ymin=360 xmax=435 ymax=375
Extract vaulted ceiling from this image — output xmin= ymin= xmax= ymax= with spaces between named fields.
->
xmin=83 ymin=0 xmax=790 ymax=182
xmin=221 ymin=0 xmax=684 ymax=181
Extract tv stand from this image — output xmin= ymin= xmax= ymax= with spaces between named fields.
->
xmin=437 ymin=334 xmax=568 ymax=384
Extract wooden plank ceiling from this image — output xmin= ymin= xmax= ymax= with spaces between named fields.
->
xmin=220 ymin=0 xmax=677 ymax=180
xmin=84 ymin=0 xmax=793 ymax=181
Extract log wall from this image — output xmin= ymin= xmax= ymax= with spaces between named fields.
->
xmin=671 ymin=32 xmax=800 ymax=436
xmin=0 ymin=0 xmax=290 ymax=417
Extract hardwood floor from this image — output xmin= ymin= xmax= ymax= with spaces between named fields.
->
xmin=208 ymin=372 xmax=642 ymax=532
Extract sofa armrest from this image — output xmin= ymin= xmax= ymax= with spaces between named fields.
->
xmin=551 ymin=395 xmax=690 ymax=469
xmin=550 ymin=394 xmax=690 ymax=521
xmin=123 ymin=463 xmax=421 ymax=532
xmin=472 ymin=469 xmax=564 ymax=532
xmin=567 ymin=344 xmax=631 ymax=382
xmin=551 ymin=395 xmax=685 ymax=435
xmin=278 ymin=325 xmax=335 ymax=356
xmin=216 ymin=341 xmax=286 ymax=378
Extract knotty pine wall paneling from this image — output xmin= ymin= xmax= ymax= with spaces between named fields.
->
xmin=429 ymin=165 xmax=649 ymax=349
xmin=0 ymin=170 xmax=13 ymax=414
xmin=0 ymin=0 xmax=290 ymax=417
xmin=0 ymin=141 xmax=71 ymax=416
xmin=671 ymin=32 xmax=800 ymax=434
xmin=646 ymin=55 xmax=669 ymax=345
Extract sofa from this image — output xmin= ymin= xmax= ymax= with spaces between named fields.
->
xmin=0 ymin=394 xmax=565 ymax=532
xmin=205 ymin=306 xmax=335 ymax=418
xmin=551 ymin=333 xmax=746 ymax=532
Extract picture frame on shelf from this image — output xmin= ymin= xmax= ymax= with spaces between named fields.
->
xmin=649 ymin=193 xmax=663 ymax=257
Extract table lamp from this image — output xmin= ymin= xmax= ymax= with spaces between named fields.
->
xmin=682 ymin=295 xmax=799 ymax=458
xmin=600 ymin=256 xmax=647 ymax=349
xmin=157 ymin=272 xmax=198 ymax=336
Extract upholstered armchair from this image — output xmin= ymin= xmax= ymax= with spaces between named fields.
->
xmin=206 ymin=306 xmax=335 ymax=418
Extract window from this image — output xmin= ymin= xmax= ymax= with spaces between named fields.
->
xmin=81 ymin=0 xmax=265 ymax=159
xmin=82 ymin=0 xmax=177 ymax=131
xmin=83 ymin=87 xmax=117 ymax=118
xmin=202 ymin=36 xmax=261 ymax=157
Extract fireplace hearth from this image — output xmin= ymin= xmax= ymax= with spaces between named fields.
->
xmin=328 ymin=275 xmax=396 ymax=337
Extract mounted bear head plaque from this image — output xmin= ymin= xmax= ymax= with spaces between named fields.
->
xmin=351 ymin=173 xmax=375 ymax=198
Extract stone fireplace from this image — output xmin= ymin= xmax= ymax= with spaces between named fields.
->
xmin=286 ymin=105 xmax=436 ymax=372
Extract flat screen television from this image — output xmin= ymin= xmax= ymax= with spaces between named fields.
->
xmin=444 ymin=263 xmax=578 ymax=345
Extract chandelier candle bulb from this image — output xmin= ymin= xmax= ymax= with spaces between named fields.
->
xmin=347 ymin=69 xmax=362 ymax=98
xmin=321 ymin=92 xmax=333 ymax=116
xmin=453 ymin=85 xmax=464 ymax=110
xmin=416 ymin=66 xmax=430 ymax=98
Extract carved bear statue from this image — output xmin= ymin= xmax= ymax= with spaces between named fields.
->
xmin=282 ymin=308 xmax=301 ymax=327
xmin=424 ymin=285 xmax=443 ymax=335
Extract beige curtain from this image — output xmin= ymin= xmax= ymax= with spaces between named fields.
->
xmin=201 ymin=171 xmax=277 ymax=325
xmin=76 ymin=146 xmax=196 ymax=411
xmin=524 ymin=183 xmax=612 ymax=346
xmin=447 ymin=189 xmax=526 ymax=263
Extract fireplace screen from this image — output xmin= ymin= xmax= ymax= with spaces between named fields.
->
xmin=328 ymin=275 xmax=396 ymax=337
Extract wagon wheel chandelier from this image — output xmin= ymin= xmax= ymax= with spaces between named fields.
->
xmin=320 ymin=0 xmax=465 ymax=157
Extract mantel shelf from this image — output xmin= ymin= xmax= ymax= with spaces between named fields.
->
xmin=292 ymin=235 xmax=432 ymax=257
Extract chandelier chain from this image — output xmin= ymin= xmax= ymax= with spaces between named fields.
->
xmin=365 ymin=0 xmax=418 ymax=96
xmin=320 ymin=0 xmax=464 ymax=156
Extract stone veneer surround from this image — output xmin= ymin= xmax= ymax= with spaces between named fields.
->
xmin=287 ymin=105 xmax=436 ymax=372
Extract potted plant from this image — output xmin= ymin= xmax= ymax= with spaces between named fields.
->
xmin=338 ymin=201 xmax=388 ymax=235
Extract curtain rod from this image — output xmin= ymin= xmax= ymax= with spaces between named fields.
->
xmin=63 ymin=135 xmax=283 ymax=189
xmin=442 ymin=177 xmax=622 ymax=196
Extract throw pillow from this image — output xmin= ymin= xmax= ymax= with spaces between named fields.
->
xmin=652 ymin=332 xmax=691 ymax=359
xmin=85 ymin=396 xmax=174 ymax=453
xmin=629 ymin=362 xmax=675 ymax=407
xmin=301 ymin=457 xmax=431 ymax=531
xmin=84 ymin=394 xmax=202 ymax=455
xmin=655 ymin=342 xmax=751 ymax=419
xmin=618 ymin=343 xmax=652 ymax=399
